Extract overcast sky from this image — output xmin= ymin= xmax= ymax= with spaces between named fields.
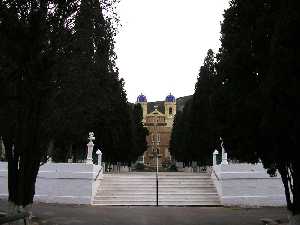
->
xmin=115 ymin=0 xmax=230 ymax=103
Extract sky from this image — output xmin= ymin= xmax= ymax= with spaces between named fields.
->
xmin=115 ymin=0 xmax=230 ymax=103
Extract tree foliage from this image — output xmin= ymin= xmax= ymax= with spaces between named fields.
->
xmin=0 ymin=0 xmax=145 ymax=208
xmin=170 ymin=50 xmax=218 ymax=166
xmin=170 ymin=0 xmax=300 ymax=217
xmin=216 ymin=0 xmax=300 ymax=215
xmin=129 ymin=104 xmax=149 ymax=163
xmin=0 ymin=0 xmax=80 ymax=207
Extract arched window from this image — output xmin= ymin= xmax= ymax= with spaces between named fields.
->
xmin=169 ymin=107 xmax=173 ymax=115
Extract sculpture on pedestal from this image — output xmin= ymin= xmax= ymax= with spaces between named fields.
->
xmin=220 ymin=137 xmax=228 ymax=165
xmin=86 ymin=132 xmax=95 ymax=164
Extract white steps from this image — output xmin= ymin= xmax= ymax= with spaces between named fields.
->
xmin=93 ymin=172 xmax=221 ymax=206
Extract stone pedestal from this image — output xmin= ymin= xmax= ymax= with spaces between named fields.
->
xmin=213 ymin=150 xmax=219 ymax=166
xmin=86 ymin=142 xmax=94 ymax=164
xmin=86 ymin=132 xmax=95 ymax=164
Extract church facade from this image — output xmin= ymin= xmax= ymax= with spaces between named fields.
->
xmin=136 ymin=94 xmax=176 ymax=167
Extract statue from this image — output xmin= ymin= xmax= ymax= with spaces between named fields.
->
xmin=0 ymin=136 xmax=5 ymax=161
xmin=220 ymin=137 xmax=228 ymax=165
xmin=86 ymin=132 xmax=95 ymax=164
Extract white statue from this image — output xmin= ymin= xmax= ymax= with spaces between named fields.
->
xmin=88 ymin=132 xmax=95 ymax=142
xmin=0 ymin=136 xmax=5 ymax=160
xmin=86 ymin=132 xmax=95 ymax=164
xmin=220 ymin=137 xmax=228 ymax=165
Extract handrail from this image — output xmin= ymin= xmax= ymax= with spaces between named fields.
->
xmin=0 ymin=212 xmax=30 ymax=224
xmin=94 ymin=166 xmax=103 ymax=181
xmin=212 ymin=167 xmax=220 ymax=180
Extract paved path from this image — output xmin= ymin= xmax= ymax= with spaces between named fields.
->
xmin=0 ymin=201 xmax=288 ymax=225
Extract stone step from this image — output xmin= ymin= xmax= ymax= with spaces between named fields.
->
xmin=94 ymin=196 xmax=220 ymax=201
xmin=93 ymin=201 xmax=156 ymax=206
xmin=101 ymin=180 xmax=213 ymax=183
xmin=104 ymin=174 xmax=210 ymax=177
xmin=100 ymin=186 xmax=215 ymax=191
xmin=100 ymin=185 xmax=215 ymax=189
xmin=97 ymin=188 xmax=217 ymax=194
xmin=95 ymin=192 xmax=218 ymax=196
xmin=93 ymin=173 xmax=221 ymax=206
xmin=104 ymin=176 xmax=211 ymax=179
xmin=92 ymin=200 xmax=221 ymax=206
xmin=158 ymin=201 xmax=221 ymax=206
xmin=104 ymin=178 xmax=211 ymax=180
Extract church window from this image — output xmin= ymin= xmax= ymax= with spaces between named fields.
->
xmin=169 ymin=107 xmax=173 ymax=115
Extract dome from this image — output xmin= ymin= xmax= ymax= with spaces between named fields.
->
xmin=137 ymin=93 xmax=147 ymax=103
xmin=165 ymin=93 xmax=176 ymax=102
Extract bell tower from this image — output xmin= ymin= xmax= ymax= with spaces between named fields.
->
xmin=164 ymin=93 xmax=176 ymax=127
xmin=136 ymin=93 xmax=148 ymax=123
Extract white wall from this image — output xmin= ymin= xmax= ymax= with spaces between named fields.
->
xmin=0 ymin=162 xmax=102 ymax=204
xmin=0 ymin=162 xmax=8 ymax=199
xmin=212 ymin=163 xmax=286 ymax=207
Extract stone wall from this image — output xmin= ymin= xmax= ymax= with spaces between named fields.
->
xmin=0 ymin=162 xmax=102 ymax=204
xmin=212 ymin=163 xmax=286 ymax=207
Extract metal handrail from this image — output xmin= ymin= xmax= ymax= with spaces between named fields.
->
xmin=0 ymin=211 xmax=30 ymax=225
xmin=94 ymin=165 xmax=103 ymax=181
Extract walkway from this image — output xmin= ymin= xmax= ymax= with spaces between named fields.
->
xmin=0 ymin=200 xmax=288 ymax=225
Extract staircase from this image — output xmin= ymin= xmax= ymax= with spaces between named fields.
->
xmin=158 ymin=173 xmax=220 ymax=206
xmin=93 ymin=173 xmax=156 ymax=206
xmin=93 ymin=172 xmax=221 ymax=206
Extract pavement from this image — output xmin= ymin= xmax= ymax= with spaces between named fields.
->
xmin=0 ymin=200 xmax=288 ymax=225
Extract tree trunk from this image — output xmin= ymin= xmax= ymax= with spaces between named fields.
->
xmin=279 ymin=162 xmax=300 ymax=224
xmin=8 ymin=88 xmax=43 ymax=207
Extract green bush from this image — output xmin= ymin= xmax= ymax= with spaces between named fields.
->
xmin=135 ymin=163 xmax=145 ymax=171
xmin=169 ymin=164 xmax=177 ymax=172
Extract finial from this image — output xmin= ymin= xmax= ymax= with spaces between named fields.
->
xmin=88 ymin=132 xmax=95 ymax=142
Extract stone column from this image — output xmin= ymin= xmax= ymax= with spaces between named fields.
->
xmin=213 ymin=149 xmax=219 ymax=166
xmin=86 ymin=132 xmax=95 ymax=164
xmin=96 ymin=149 xmax=102 ymax=166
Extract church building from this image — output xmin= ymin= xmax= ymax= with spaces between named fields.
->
xmin=136 ymin=93 xmax=176 ymax=167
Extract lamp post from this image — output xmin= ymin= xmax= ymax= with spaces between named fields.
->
xmin=153 ymin=106 xmax=160 ymax=206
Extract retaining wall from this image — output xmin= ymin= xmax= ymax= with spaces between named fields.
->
xmin=0 ymin=162 xmax=102 ymax=204
xmin=212 ymin=163 xmax=286 ymax=206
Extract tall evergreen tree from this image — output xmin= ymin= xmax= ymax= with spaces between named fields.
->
xmin=216 ymin=0 xmax=300 ymax=221
xmin=0 ymin=1 xmax=78 ymax=207
xmin=169 ymin=99 xmax=194 ymax=164
xmin=0 ymin=0 xmax=135 ymax=209
xmin=44 ymin=0 xmax=134 ymax=165
xmin=128 ymin=104 xmax=148 ymax=164
xmin=170 ymin=50 xmax=218 ymax=166
xmin=189 ymin=49 xmax=218 ymax=165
